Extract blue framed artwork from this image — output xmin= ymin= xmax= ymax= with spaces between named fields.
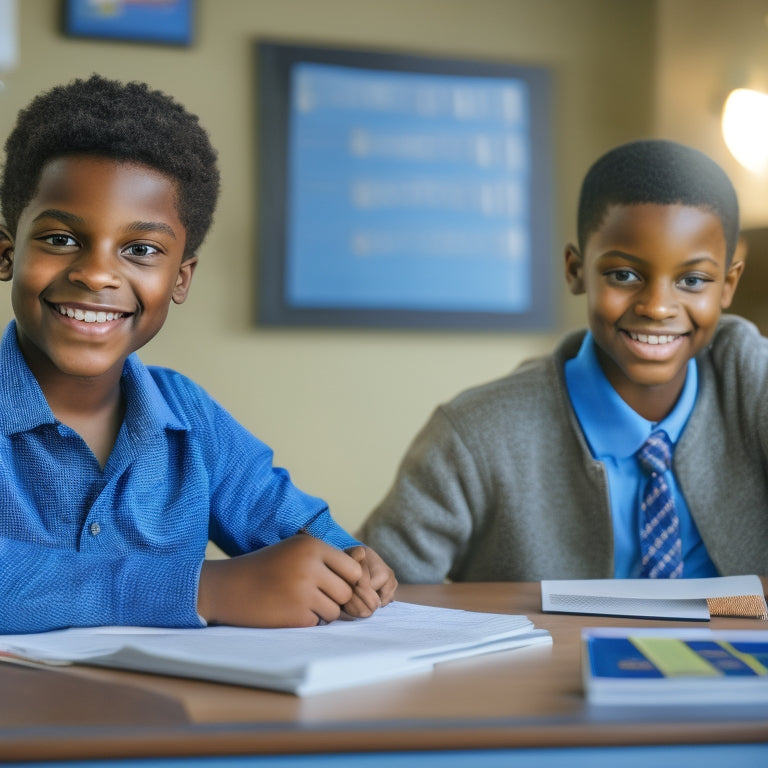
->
xmin=256 ymin=41 xmax=554 ymax=330
xmin=63 ymin=0 xmax=194 ymax=46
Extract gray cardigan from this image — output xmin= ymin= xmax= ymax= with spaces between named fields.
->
xmin=359 ymin=315 xmax=768 ymax=582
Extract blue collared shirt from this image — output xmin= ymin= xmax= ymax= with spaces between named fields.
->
xmin=0 ymin=321 xmax=358 ymax=633
xmin=564 ymin=333 xmax=717 ymax=578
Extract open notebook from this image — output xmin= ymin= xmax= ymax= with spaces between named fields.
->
xmin=0 ymin=601 xmax=551 ymax=696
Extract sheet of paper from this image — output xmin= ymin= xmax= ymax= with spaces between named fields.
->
xmin=0 ymin=601 xmax=551 ymax=695
xmin=541 ymin=575 xmax=765 ymax=620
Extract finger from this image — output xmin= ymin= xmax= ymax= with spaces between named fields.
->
xmin=312 ymin=591 xmax=344 ymax=625
xmin=346 ymin=545 xmax=366 ymax=563
xmin=347 ymin=580 xmax=381 ymax=616
xmin=359 ymin=548 xmax=398 ymax=605
xmin=347 ymin=547 xmax=384 ymax=613
xmin=343 ymin=589 xmax=378 ymax=618
xmin=315 ymin=564 xmax=356 ymax=607
xmin=323 ymin=545 xmax=364 ymax=587
xmin=377 ymin=574 xmax=398 ymax=606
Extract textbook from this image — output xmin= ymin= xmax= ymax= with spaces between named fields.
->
xmin=582 ymin=627 xmax=768 ymax=705
xmin=541 ymin=575 xmax=768 ymax=621
xmin=0 ymin=601 xmax=551 ymax=696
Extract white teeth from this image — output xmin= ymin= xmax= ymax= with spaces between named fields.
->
xmin=629 ymin=331 xmax=677 ymax=345
xmin=56 ymin=305 xmax=122 ymax=324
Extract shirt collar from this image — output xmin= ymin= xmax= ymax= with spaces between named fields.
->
xmin=565 ymin=332 xmax=698 ymax=460
xmin=0 ymin=320 xmax=187 ymax=438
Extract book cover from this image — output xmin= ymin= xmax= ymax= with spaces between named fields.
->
xmin=582 ymin=627 xmax=768 ymax=705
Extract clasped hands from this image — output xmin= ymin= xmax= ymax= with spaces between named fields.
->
xmin=197 ymin=534 xmax=397 ymax=628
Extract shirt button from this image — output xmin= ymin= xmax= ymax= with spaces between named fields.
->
xmin=89 ymin=522 xmax=101 ymax=536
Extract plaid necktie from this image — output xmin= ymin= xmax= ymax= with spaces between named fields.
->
xmin=637 ymin=430 xmax=683 ymax=578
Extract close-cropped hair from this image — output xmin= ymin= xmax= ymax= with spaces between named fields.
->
xmin=577 ymin=139 xmax=740 ymax=264
xmin=0 ymin=74 xmax=220 ymax=260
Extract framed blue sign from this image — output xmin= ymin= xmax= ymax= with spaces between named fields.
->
xmin=256 ymin=41 xmax=554 ymax=330
xmin=63 ymin=0 xmax=194 ymax=46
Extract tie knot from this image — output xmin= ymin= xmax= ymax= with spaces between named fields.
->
xmin=637 ymin=430 xmax=672 ymax=476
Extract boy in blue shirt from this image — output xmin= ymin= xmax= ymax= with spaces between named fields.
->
xmin=0 ymin=75 xmax=396 ymax=633
xmin=360 ymin=139 xmax=768 ymax=583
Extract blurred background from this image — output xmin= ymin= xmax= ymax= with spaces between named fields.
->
xmin=1 ymin=0 xmax=767 ymax=536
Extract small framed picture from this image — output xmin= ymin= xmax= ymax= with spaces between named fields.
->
xmin=62 ymin=0 xmax=194 ymax=47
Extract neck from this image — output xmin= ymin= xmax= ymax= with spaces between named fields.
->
xmin=50 ymin=378 xmax=125 ymax=470
xmin=593 ymin=346 xmax=687 ymax=424
xmin=622 ymin=388 xmax=679 ymax=423
xmin=26 ymin=356 xmax=127 ymax=470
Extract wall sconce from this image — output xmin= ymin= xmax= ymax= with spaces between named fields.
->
xmin=722 ymin=87 xmax=768 ymax=174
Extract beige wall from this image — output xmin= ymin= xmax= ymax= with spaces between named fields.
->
xmin=655 ymin=0 xmax=768 ymax=230
xmin=0 ymin=0 xmax=658 ymax=533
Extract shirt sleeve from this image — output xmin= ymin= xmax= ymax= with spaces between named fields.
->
xmin=0 ymin=537 xmax=205 ymax=634
xmin=196 ymin=394 xmax=359 ymax=556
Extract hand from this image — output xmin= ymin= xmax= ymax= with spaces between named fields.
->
xmin=342 ymin=545 xmax=398 ymax=618
xmin=197 ymin=534 xmax=363 ymax=628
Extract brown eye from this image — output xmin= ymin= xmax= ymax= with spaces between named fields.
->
xmin=607 ymin=269 xmax=639 ymax=284
xmin=44 ymin=234 xmax=77 ymax=247
xmin=679 ymin=275 xmax=708 ymax=290
xmin=125 ymin=244 xmax=159 ymax=259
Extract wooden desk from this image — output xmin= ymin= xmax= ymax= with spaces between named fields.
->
xmin=2 ymin=582 xmax=768 ymax=765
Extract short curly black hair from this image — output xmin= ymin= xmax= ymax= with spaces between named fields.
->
xmin=577 ymin=139 xmax=739 ymax=264
xmin=0 ymin=74 xmax=220 ymax=260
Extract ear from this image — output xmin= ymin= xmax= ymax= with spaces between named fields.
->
xmin=564 ymin=243 xmax=585 ymax=295
xmin=0 ymin=225 xmax=14 ymax=282
xmin=171 ymin=256 xmax=197 ymax=305
xmin=720 ymin=257 xmax=745 ymax=310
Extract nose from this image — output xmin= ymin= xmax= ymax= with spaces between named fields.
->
xmin=67 ymin=245 xmax=121 ymax=292
xmin=634 ymin=279 xmax=677 ymax=320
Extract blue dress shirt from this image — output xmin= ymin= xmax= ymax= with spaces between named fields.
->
xmin=564 ymin=333 xmax=717 ymax=578
xmin=0 ymin=321 xmax=358 ymax=633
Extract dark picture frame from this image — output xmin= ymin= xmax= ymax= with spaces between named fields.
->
xmin=255 ymin=41 xmax=554 ymax=330
xmin=62 ymin=0 xmax=194 ymax=47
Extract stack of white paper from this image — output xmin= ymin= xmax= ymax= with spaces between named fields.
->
xmin=0 ymin=601 xmax=551 ymax=696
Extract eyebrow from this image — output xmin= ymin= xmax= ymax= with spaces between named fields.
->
xmin=32 ymin=209 xmax=84 ymax=226
xmin=598 ymin=249 xmax=721 ymax=268
xmin=126 ymin=221 xmax=177 ymax=239
xmin=32 ymin=209 xmax=177 ymax=239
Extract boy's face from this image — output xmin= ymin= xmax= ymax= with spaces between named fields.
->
xmin=0 ymin=155 xmax=195 ymax=385
xmin=565 ymin=203 xmax=743 ymax=419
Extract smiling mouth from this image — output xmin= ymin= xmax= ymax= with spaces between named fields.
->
xmin=625 ymin=330 xmax=686 ymax=345
xmin=52 ymin=304 xmax=128 ymax=324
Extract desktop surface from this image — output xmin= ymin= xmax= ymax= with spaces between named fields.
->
xmin=2 ymin=582 xmax=767 ymax=764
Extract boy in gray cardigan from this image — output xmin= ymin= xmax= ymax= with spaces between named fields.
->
xmin=359 ymin=140 xmax=768 ymax=583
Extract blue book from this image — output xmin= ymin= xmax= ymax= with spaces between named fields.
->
xmin=582 ymin=627 xmax=768 ymax=705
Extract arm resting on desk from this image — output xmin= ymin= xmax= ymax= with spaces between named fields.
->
xmin=0 ymin=537 xmax=203 ymax=633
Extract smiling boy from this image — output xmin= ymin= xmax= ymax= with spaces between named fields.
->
xmin=0 ymin=75 xmax=396 ymax=634
xmin=359 ymin=139 xmax=768 ymax=582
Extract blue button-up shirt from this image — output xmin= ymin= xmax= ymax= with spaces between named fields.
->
xmin=0 ymin=321 xmax=357 ymax=633
xmin=564 ymin=333 xmax=717 ymax=578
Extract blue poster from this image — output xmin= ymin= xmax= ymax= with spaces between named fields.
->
xmin=64 ymin=0 xmax=193 ymax=45
xmin=285 ymin=63 xmax=533 ymax=314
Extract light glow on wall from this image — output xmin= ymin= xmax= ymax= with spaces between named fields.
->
xmin=722 ymin=87 xmax=768 ymax=174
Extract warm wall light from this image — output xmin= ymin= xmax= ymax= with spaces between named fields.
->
xmin=722 ymin=88 xmax=768 ymax=173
